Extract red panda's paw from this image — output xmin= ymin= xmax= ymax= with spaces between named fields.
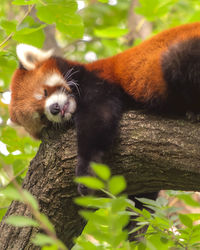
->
xmin=186 ymin=111 xmax=200 ymax=122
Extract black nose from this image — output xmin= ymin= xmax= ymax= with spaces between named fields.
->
xmin=49 ymin=103 xmax=60 ymax=115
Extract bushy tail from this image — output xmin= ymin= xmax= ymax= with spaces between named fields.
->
xmin=161 ymin=37 xmax=200 ymax=112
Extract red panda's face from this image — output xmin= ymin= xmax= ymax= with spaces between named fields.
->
xmin=9 ymin=44 xmax=76 ymax=139
xmin=43 ymin=72 xmax=76 ymax=123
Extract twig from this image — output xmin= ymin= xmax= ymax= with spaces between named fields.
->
xmin=63 ymin=37 xmax=101 ymax=54
xmin=0 ymin=4 xmax=35 ymax=49
xmin=0 ymin=206 xmax=9 ymax=210
xmin=12 ymin=177 xmax=67 ymax=249
xmin=4 ymin=169 xmax=68 ymax=250
xmin=1 ymin=166 xmax=29 ymax=188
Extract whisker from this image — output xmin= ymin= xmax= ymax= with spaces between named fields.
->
xmin=66 ymin=69 xmax=79 ymax=81
xmin=62 ymin=68 xmax=81 ymax=97
xmin=64 ymin=68 xmax=74 ymax=79
xmin=61 ymin=86 xmax=66 ymax=94
xmin=68 ymin=80 xmax=81 ymax=96
xmin=63 ymin=67 xmax=79 ymax=81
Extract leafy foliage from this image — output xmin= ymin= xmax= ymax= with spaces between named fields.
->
xmin=36 ymin=0 xmax=84 ymax=38
xmin=2 ymin=163 xmax=200 ymax=249
xmin=0 ymin=181 xmax=67 ymax=249
xmin=0 ymin=0 xmax=200 ymax=249
xmin=74 ymin=165 xmax=200 ymax=249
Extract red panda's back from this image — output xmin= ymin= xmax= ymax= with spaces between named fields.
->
xmin=86 ymin=22 xmax=200 ymax=103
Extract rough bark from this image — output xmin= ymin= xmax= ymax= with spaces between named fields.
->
xmin=0 ymin=110 xmax=200 ymax=249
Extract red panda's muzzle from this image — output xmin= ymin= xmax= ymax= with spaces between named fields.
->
xmin=49 ymin=101 xmax=70 ymax=118
xmin=44 ymin=91 xmax=76 ymax=123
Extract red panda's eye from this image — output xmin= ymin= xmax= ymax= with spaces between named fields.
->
xmin=44 ymin=89 xmax=48 ymax=97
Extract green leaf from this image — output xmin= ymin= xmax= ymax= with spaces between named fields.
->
xmin=39 ymin=214 xmax=55 ymax=233
xmin=141 ymin=208 xmax=152 ymax=219
xmin=98 ymin=0 xmax=108 ymax=2
xmin=188 ymin=10 xmax=200 ymax=22
xmin=23 ymin=190 xmax=39 ymax=210
xmin=111 ymin=196 xmax=128 ymax=213
xmin=75 ymin=177 xmax=105 ymax=190
xmin=13 ymin=26 xmax=45 ymax=47
xmin=12 ymin=0 xmax=38 ymax=5
xmin=108 ymin=176 xmax=126 ymax=195
xmin=115 ymin=213 xmax=130 ymax=230
xmin=112 ymin=231 xmax=128 ymax=248
xmin=186 ymin=213 xmax=200 ymax=223
xmin=1 ymin=186 xmax=23 ymax=202
xmin=144 ymin=233 xmax=172 ymax=249
xmin=13 ymin=30 xmax=45 ymax=47
xmin=72 ymin=237 xmax=98 ymax=250
xmin=5 ymin=215 xmax=39 ymax=227
xmin=36 ymin=0 xmax=77 ymax=24
xmin=94 ymin=27 xmax=128 ymax=38
xmin=32 ymin=233 xmax=57 ymax=246
xmin=13 ymin=161 xmax=27 ymax=176
xmin=33 ymin=233 xmax=65 ymax=249
xmin=80 ymin=210 xmax=109 ymax=225
xmin=74 ymin=196 xmax=110 ymax=208
xmin=179 ymin=214 xmax=193 ymax=228
xmin=36 ymin=0 xmax=84 ymax=38
xmin=136 ymin=197 xmax=158 ymax=207
xmin=129 ymin=224 xmax=146 ymax=234
xmin=135 ymin=0 xmax=178 ymax=21
xmin=0 ymin=186 xmax=39 ymax=210
xmin=156 ymin=196 xmax=168 ymax=207
xmin=42 ymin=245 xmax=59 ymax=250
xmin=177 ymin=193 xmax=200 ymax=207
xmin=0 ymin=207 xmax=8 ymax=222
xmin=78 ymin=210 xmax=94 ymax=221
xmin=56 ymin=14 xmax=84 ymax=39
xmin=15 ymin=24 xmax=46 ymax=35
xmin=10 ymin=16 xmax=45 ymax=47
xmin=0 ymin=20 xmax=17 ymax=34
xmin=91 ymin=162 xmax=111 ymax=181
xmin=0 ymin=52 xmax=17 ymax=86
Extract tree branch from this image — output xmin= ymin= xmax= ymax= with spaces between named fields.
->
xmin=0 ymin=110 xmax=200 ymax=249
xmin=0 ymin=5 xmax=35 ymax=49
xmin=125 ymin=0 xmax=152 ymax=45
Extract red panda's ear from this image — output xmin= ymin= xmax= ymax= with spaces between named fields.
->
xmin=16 ymin=44 xmax=54 ymax=70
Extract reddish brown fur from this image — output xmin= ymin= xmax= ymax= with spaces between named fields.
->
xmin=85 ymin=22 xmax=200 ymax=103
xmin=10 ymin=22 xmax=200 ymax=138
xmin=9 ymin=23 xmax=200 ymax=197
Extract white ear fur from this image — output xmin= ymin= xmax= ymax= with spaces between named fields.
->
xmin=16 ymin=44 xmax=54 ymax=70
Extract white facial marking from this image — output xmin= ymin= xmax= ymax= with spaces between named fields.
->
xmin=45 ymin=73 xmax=65 ymax=87
xmin=16 ymin=44 xmax=54 ymax=70
xmin=34 ymin=93 xmax=43 ymax=100
xmin=44 ymin=91 xmax=76 ymax=123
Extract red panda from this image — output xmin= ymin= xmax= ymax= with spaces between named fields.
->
xmin=9 ymin=22 xmax=200 ymax=194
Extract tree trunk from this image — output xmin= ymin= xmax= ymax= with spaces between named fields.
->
xmin=0 ymin=110 xmax=200 ymax=249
